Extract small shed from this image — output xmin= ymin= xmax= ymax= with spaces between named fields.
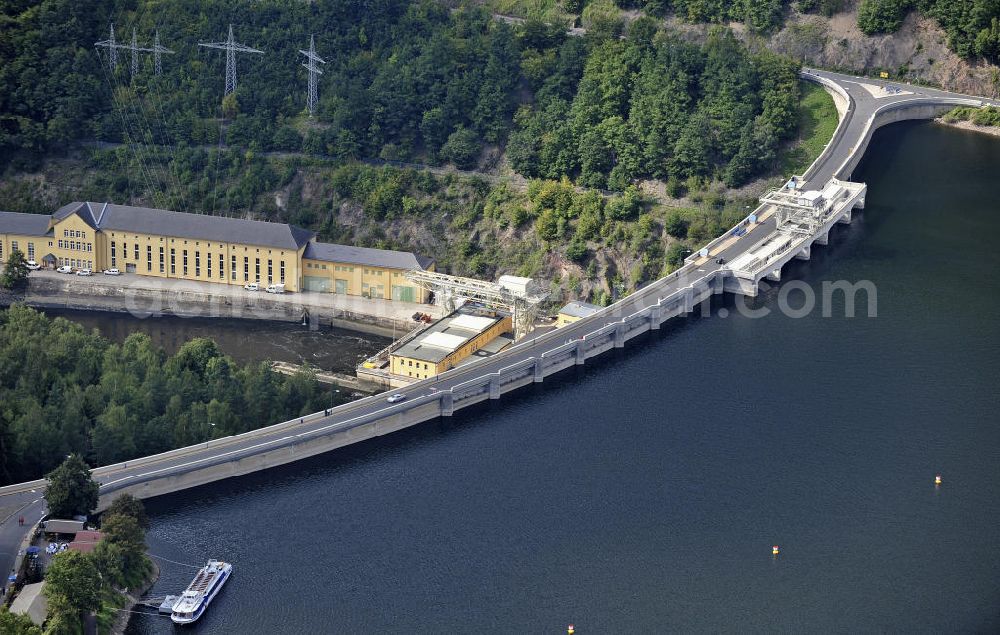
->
xmin=557 ymin=301 xmax=602 ymax=327
xmin=10 ymin=581 xmax=47 ymax=626
xmin=42 ymin=519 xmax=84 ymax=535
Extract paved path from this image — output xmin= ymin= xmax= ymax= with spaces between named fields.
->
xmin=24 ymin=268 xmax=443 ymax=326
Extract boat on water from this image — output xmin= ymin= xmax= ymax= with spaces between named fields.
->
xmin=170 ymin=560 xmax=232 ymax=625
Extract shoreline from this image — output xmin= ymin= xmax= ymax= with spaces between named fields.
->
xmin=935 ymin=118 xmax=1000 ymax=138
xmin=110 ymin=558 xmax=160 ymax=635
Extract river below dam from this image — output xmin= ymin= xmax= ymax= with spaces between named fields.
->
xmin=42 ymin=309 xmax=390 ymax=374
xmin=125 ymin=121 xmax=1000 ymax=633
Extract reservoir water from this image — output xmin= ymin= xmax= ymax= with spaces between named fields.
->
xmin=126 ymin=121 xmax=1000 ymax=633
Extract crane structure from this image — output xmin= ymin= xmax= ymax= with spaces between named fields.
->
xmin=403 ymin=270 xmax=549 ymax=340
xmin=198 ymin=24 xmax=264 ymax=96
xmin=299 ymin=35 xmax=325 ymax=117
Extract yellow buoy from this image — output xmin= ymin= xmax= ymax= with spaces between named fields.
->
xmin=772 ymin=545 xmax=780 ymax=556
xmin=935 ymin=474 xmax=942 ymax=486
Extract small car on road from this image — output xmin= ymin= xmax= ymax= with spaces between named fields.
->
xmin=25 ymin=260 xmax=40 ymax=270
xmin=244 ymin=282 xmax=259 ymax=291
xmin=386 ymin=393 xmax=407 ymax=404
xmin=76 ymin=268 xmax=93 ymax=276
xmin=103 ymin=268 xmax=121 ymax=276
xmin=56 ymin=265 xmax=73 ymax=274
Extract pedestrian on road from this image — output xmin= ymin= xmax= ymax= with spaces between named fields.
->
xmin=18 ymin=515 xmax=23 ymax=526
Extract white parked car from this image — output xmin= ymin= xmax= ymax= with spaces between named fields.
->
xmin=103 ymin=268 xmax=121 ymax=276
xmin=265 ymin=283 xmax=285 ymax=294
xmin=386 ymin=393 xmax=407 ymax=404
xmin=56 ymin=265 xmax=73 ymax=274
xmin=76 ymin=268 xmax=93 ymax=276
xmin=25 ymin=260 xmax=40 ymax=270
xmin=244 ymin=282 xmax=259 ymax=291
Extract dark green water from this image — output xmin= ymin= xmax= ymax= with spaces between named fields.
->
xmin=127 ymin=121 xmax=1000 ymax=633
xmin=42 ymin=309 xmax=388 ymax=374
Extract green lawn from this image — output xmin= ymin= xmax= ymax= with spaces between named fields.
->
xmin=779 ymin=80 xmax=840 ymax=176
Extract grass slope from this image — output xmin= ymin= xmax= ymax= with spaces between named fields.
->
xmin=779 ymin=80 xmax=840 ymax=175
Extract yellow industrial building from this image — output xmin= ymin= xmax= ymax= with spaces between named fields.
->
xmin=389 ymin=305 xmax=513 ymax=380
xmin=556 ymin=301 xmax=602 ymax=326
xmin=0 ymin=202 xmax=433 ymax=301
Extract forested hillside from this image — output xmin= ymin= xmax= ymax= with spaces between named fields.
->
xmin=0 ymin=305 xmax=336 ymax=484
xmin=1 ymin=0 xmax=801 ymax=192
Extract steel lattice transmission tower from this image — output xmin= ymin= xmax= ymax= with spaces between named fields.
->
xmin=152 ymin=30 xmax=174 ymax=76
xmin=198 ymin=24 xmax=264 ymax=96
xmin=299 ymin=35 xmax=326 ymax=117
xmin=95 ymin=25 xmax=171 ymax=79
xmin=130 ymin=28 xmax=143 ymax=79
xmin=94 ymin=24 xmax=119 ymax=71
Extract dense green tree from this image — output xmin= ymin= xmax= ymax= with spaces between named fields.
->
xmin=665 ymin=211 xmax=690 ymax=238
xmin=100 ymin=513 xmax=150 ymax=585
xmin=858 ymin=0 xmax=913 ymax=34
xmin=103 ymin=493 xmax=149 ymax=529
xmin=440 ymin=126 xmax=482 ymax=169
xmin=44 ymin=551 xmax=102 ymax=629
xmin=0 ymin=608 xmax=41 ymax=635
xmin=44 ymin=454 xmax=98 ymax=518
xmin=0 ymin=306 xmax=335 ymax=484
xmin=1 ymin=250 xmax=30 ymax=290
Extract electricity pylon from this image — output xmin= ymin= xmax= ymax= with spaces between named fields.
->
xmin=298 ymin=35 xmax=326 ymax=117
xmin=198 ymin=24 xmax=264 ymax=96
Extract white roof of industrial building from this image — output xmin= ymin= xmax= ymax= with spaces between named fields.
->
xmin=821 ymin=183 xmax=843 ymax=200
xmin=421 ymin=332 xmax=467 ymax=350
xmin=559 ymin=301 xmax=602 ymax=319
xmin=391 ymin=305 xmax=508 ymax=364
xmin=450 ymin=313 xmax=496 ymax=331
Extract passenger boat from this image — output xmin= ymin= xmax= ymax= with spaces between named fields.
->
xmin=170 ymin=560 xmax=232 ymax=625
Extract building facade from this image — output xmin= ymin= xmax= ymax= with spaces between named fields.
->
xmin=0 ymin=202 xmax=433 ymax=301
xmin=556 ymin=300 xmax=602 ymax=326
xmin=390 ymin=305 xmax=513 ymax=380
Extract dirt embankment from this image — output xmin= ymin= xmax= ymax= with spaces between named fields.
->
xmin=935 ymin=118 xmax=1000 ymax=138
xmin=109 ymin=559 xmax=159 ymax=635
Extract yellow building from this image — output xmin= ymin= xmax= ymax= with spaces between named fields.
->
xmin=556 ymin=301 xmax=602 ymax=326
xmin=0 ymin=202 xmax=433 ymax=300
xmin=390 ymin=305 xmax=513 ymax=380
xmin=302 ymin=243 xmax=433 ymax=303
xmin=0 ymin=212 xmax=53 ymax=268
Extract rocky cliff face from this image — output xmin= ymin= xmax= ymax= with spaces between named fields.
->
xmin=767 ymin=9 xmax=999 ymax=97
xmin=659 ymin=5 xmax=999 ymax=98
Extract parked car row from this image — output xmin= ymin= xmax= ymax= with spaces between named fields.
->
xmin=244 ymin=281 xmax=285 ymax=294
xmin=53 ymin=265 xmax=121 ymax=276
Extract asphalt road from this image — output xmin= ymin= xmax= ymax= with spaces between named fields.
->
xmin=1 ymin=68 xmax=995 ymax=585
